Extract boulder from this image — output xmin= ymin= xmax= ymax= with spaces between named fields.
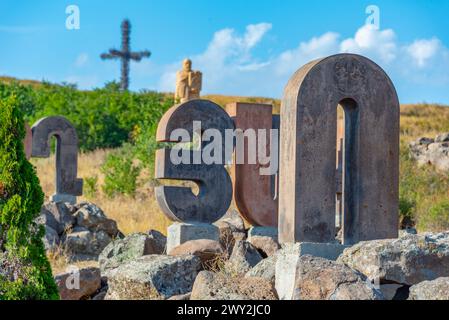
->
xmin=409 ymin=277 xmax=449 ymax=300
xmin=410 ymin=135 xmax=449 ymax=172
xmin=277 ymin=255 xmax=382 ymax=300
xmin=74 ymin=203 xmax=119 ymax=237
xmin=169 ymin=240 xmax=223 ymax=265
xmin=63 ymin=227 xmax=112 ymax=259
xmin=338 ymin=232 xmax=449 ymax=286
xmin=54 ymin=267 xmax=101 ymax=300
xmin=214 ymin=209 xmax=245 ymax=233
xmin=99 ymin=232 xmax=166 ymax=276
xmin=225 ymin=240 xmax=263 ymax=275
xmin=168 ymin=293 xmax=191 ymax=300
xmin=147 ymin=230 xmax=167 ymax=254
xmin=37 ymin=202 xmax=75 ymax=235
xmin=245 ymin=254 xmax=277 ymax=284
xmin=248 ymin=227 xmax=280 ymax=257
xmin=105 ymin=255 xmax=201 ymax=300
xmin=214 ymin=209 xmax=246 ymax=253
xmin=436 ymin=133 xmax=449 ymax=143
xmin=43 ymin=225 xmax=60 ymax=251
xmin=191 ymin=271 xmax=278 ymax=300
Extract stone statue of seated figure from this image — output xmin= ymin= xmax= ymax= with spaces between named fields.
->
xmin=175 ymin=59 xmax=202 ymax=103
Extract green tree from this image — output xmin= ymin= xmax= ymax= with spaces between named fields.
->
xmin=0 ymin=95 xmax=59 ymax=300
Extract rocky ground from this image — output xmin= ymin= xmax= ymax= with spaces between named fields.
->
xmin=37 ymin=202 xmax=449 ymax=300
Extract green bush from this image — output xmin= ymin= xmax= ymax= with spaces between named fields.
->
xmin=0 ymin=80 xmax=173 ymax=152
xmin=84 ymin=176 xmax=99 ymax=198
xmin=101 ymin=146 xmax=141 ymax=198
xmin=399 ymin=139 xmax=449 ymax=231
xmin=420 ymin=200 xmax=449 ymax=231
xmin=0 ymin=95 xmax=59 ymax=300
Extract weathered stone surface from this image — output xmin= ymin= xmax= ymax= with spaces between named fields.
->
xmin=410 ymin=134 xmax=449 ymax=172
xmin=168 ymin=292 xmax=191 ymax=300
xmin=31 ymin=116 xmax=83 ymax=204
xmin=105 ymin=255 xmax=201 ymax=300
xmin=191 ymin=271 xmax=278 ymax=300
xmin=225 ymin=240 xmax=263 ymax=275
xmin=275 ymin=244 xmax=348 ymax=299
xmin=167 ymin=222 xmax=220 ymax=254
xmin=380 ymin=284 xmax=404 ymax=300
xmin=276 ymin=255 xmax=382 ymax=300
xmin=338 ymin=232 xmax=449 ymax=286
xmin=99 ymin=233 xmax=165 ymax=276
xmin=169 ymin=240 xmax=223 ymax=265
xmin=55 ymin=267 xmax=101 ymax=300
xmin=248 ymin=227 xmax=280 ymax=257
xmin=155 ymin=100 xmax=234 ymax=224
xmin=74 ymin=203 xmax=119 ymax=237
xmin=38 ymin=202 xmax=75 ymax=235
xmin=214 ymin=208 xmax=245 ymax=233
xmin=436 ymin=133 xmax=449 ymax=143
xmin=214 ymin=209 xmax=246 ymax=254
xmin=226 ymin=103 xmax=279 ymax=227
xmin=43 ymin=226 xmax=60 ymax=251
xmin=63 ymin=227 xmax=112 ymax=258
xmin=409 ymin=277 xmax=449 ymax=300
xmin=147 ymin=230 xmax=167 ymax=254
xmin=279 ymin=54 xmax=399 ymax=245
xmin=245 ymin=254 xmax=277 ymax=284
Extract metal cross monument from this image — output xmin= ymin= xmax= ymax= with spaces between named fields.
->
xmin=101 ymin=19 xmax=151 ymax=90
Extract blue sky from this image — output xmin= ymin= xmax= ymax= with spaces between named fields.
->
xmin=1 ymin=0 xmax=449 ymax=104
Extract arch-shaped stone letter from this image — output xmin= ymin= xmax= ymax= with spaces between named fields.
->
xmin=32 ymin=116 xmax=83 ymax=204
xmin=279 ymin=54 xmax=399 ymax=245
xmin=155 ymin=100 xmax=234 ymax=223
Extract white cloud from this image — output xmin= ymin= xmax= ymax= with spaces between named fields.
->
xmin=340 ymin=24 xmax=397 ymax=63
xmin=155 ymin=22 xmax=449 ymax=99
xmin=75 ymin=53 xmax=89 ymax=67
xmin=158 ymin=23 xmax=272 ymax=93
xmin=274 ymin=32 xmax=340 ymax=76
xmin=406 ymin=38 xmax=441 ymax=67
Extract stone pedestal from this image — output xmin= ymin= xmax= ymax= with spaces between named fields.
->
xmin=50 ymin=193 xmax=77 ymax=205
xmin=167 ymin=222 xmax=220 ymax=254
xmin=275 ymin=242 xmax=349 ymax=300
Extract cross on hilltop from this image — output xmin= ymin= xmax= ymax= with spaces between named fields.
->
xmin=101 ymin=19 xmax=151 ymax=91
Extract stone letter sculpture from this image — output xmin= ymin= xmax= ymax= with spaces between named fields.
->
xmin=31 ymin=116 xmax=83 ymax=204
xmin=226 ymin=102 xmax=279 ymax=227
xmin=155 ymin=99 xmax=234 ymax=223
xmin=279 ymin=54 xmax=399 ymax=245
xmin=175 ymin=59 xmax=202 ymax=103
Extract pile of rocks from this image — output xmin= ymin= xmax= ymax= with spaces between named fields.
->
xmin=47 ymin=204 xmax=449 ymax=300
xmin=37 ymin=201 xmax=122 ymax=261
xmin=409 ymin=133 xmax=449 ymax=172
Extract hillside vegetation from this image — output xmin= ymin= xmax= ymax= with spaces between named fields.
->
xmin=1 ymin=78 xmax=449 ymax=234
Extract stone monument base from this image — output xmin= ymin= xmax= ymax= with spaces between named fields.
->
xmin=50 ymin=193 xmax=76 ymax=205
xmin=275 ymin=242 xmax=349 ymax=300
xmin=167 ymin=222 xmax=220 ymax=254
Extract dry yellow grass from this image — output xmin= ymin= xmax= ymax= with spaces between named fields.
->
xmin=31 ymin=149 xmax=171 ymax=236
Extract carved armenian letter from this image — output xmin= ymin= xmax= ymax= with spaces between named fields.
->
xmin=31 ymin=116 xmax=83 ymax=204
xmin=155 ymin=100 xmax=234 ymax=223
xmin=226 ymin=102 xmax=279 ymax=227
xmin=279 ymin=54 xmax=399 ymax=245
